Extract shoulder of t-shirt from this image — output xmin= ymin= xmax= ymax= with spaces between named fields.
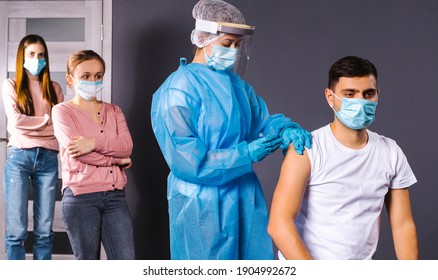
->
xmin=367 ymin=129 xmax=401 ymax=151
xmin=305 ymin=124 xmax=329 ymax=154
xmin=310 ymin=124 xmax=330 ymax=141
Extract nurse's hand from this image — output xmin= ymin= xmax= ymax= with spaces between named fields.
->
xmin=248 ymin=135 xmax=282 ymax=162
xmin=280 ymin=126 xmax=312 ymax=155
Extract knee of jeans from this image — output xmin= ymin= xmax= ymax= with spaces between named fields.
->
xmin=6 ymin=229 xmax=28 ymax=241
xmin=33 ymin=221 xmax=55 ymax=238
xmin=33 ymin=231 xmax=55 ymax=242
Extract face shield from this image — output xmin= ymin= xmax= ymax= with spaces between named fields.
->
xmin=195 ymin=19 xmax=255 ymax=75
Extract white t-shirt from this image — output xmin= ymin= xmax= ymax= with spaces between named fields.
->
xmin=279 ymin=124 xmax=417 ymax=260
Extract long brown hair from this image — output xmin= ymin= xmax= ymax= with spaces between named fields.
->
xmin=15 ymin=34 xmax=59 ymax=116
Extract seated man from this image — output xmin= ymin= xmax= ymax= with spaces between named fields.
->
xmin=268 ymin=56 xmax=419 ymax=260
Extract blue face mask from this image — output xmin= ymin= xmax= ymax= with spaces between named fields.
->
xmin=331 ymin=92 xmax=378 ymax=130
xmin=204 ymin=45 xmax=238 ymax=71
xmin=23 ymin=58 xmax=47 ymax=76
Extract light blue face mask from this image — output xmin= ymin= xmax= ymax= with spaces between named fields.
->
xmin=204 ymin=45 xmax=238 ymax=71
xmin=71 ymin=75 xmax=104 ymax=100
xmin=331 ymin=91 xmax=378 ymax=130
xmin=23 ymin=58 xmax=47 ymax=76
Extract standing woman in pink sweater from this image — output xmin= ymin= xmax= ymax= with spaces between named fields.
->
xmin=52 ymin=50 xmax=135 ymax=259
xmin=2 ymin=34 xmax=64 ymax=260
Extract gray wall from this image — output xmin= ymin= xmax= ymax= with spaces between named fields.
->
xmin=112 ymin=0 xmax=438 ymax=260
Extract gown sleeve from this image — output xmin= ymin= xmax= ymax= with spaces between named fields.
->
xmin=151 ymin=75 xmax=253 ymax=186
xmin=242 ymin=79 xmax=296 ymax=140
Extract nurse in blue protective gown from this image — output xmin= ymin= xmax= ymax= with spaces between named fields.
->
xmin=151 ymin=0 xmax=312 ymax=260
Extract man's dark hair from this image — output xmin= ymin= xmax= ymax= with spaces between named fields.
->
xmin=328 ymin=56 xmax=378 ymax=89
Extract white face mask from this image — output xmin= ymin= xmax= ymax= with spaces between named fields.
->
xmin=71 ymin=76 xmax=104 ymax=100
xmin=23 ymin=57 xmax=46 ymax=76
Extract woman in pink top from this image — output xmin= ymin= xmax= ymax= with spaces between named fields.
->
xmin=52 ymin=50 xmax=134 ymax=259
xmin=2 ymin=34 xmax=63 ymax=260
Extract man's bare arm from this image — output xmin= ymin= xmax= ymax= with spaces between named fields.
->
xmin=385 ymin=188 xmax=419 ymax=259
xmin=268 ymin=145 xmax=312 ymax=259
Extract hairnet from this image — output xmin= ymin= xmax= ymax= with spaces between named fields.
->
xmin=191 ymin=0 xmax=246 ymax=48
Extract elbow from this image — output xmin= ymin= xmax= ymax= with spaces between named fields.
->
xmin=267 ymin=213 xmax=297 ymax=246
xmin=267 ymin=226 xmax=275 ymax=241
xmin=170 ymin=164 xmax=218 ymax=185
xmin=267 ymin=220 xmax=274 ymax=237
xmin=169 ymin=159 xmax=234 ymax=186
xmin=125 ymin=141 xmax=134 ymax=156
xmin=113 ymin=140 xmax=133 ymax=157
xmin=120 ymin=138 xmax=133 ymax=155
xmin=267 ymin=219 xmax=281 ymax=243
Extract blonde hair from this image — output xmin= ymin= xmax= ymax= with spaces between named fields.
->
xmin=66 ymin=50 xmax=105 ymax=87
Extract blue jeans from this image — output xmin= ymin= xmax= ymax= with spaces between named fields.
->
xmin=61 ymin=187 xmax=135 ymax=259
xmin=4 ymin=147 xmax=58 ymax=260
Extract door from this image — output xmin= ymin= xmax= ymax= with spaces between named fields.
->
xmin=0 ymin=0 xmax=112 ymax=259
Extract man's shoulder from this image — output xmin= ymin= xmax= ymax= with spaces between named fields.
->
xmin=310 ymin=124 xmax=330 ymax=142
xmin=367 ymin=129 xmax=399 ymax=149
xmin=305 ymin=125 xmax=331 ymax=157
xmin=311 ymin=124 xmax=329 ymax=135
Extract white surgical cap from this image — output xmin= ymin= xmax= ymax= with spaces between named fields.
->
xmin=191 ymin=0 xmax=246 ymax=48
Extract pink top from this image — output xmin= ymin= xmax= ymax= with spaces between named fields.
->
xmin=2 ymin=78 xmax=64 ymax=150
xmin=52 ymin=102 xmax=133 ymax=195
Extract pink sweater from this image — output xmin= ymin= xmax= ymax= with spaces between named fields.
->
xmin=2 ymin=78 xmax=64 ymax=150
xmin=52 ymin=102 xmax=133 ymax=195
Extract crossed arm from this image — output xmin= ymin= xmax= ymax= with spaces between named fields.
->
xmin=66 ymin=136 xmax=132 ymax=168
xmin=52 ymin=104 xmax=132 ymax=168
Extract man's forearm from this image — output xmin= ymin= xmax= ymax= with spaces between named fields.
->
xmin=393 ymin=223 xmax=419 ymax=259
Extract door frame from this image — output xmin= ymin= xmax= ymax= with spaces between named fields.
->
xmin=0 ymin=0 xmax=112 ymax=259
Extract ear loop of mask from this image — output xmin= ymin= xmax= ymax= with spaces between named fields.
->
xmin=203 ymin=47 xmax=210 ymax=60
xmin=328 ymin=90 xmax=340 ymax=112
xmin=69 ymin=74 xmax=77 ymax=92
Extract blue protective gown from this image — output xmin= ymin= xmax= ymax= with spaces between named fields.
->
xmin=151 ymin=58 xmax=294 ymax=260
